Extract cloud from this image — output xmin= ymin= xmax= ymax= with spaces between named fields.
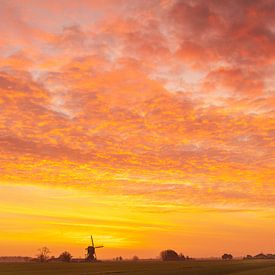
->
xmin=0 ymin=0 xmax=274 ymax=257
xmin=203 ymin=67 xmax=265 ymax=96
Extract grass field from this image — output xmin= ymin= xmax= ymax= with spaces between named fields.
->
xmin=0 ymin=260 xmax=275 ymax=275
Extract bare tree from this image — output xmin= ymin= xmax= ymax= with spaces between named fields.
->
xmin=37 ymin=247 xmax=51 ymax=262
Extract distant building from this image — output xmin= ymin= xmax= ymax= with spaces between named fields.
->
xmin=0 ymin=257 xmax=32 ymax=263
xmin=244 ymin=253 xmax=275 ymax=260
xmin=71 ymin=258 xmax=85 ymax=262
xmin=254 ymin=253 xmax=268 ymax=259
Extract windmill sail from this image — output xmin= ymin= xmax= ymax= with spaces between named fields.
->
xmin=85 ymin=235 xmax=104 ymax=262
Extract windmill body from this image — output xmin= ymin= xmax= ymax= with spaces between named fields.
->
xmin=85 ymin=235 xmax=104 ymax=261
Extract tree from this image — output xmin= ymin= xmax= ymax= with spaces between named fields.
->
xmin=160 ymin=250 xmax=180 ymax=261
xmin=37 ymin=247 xmax=50 ymax=262
xmin=222 ymin=253 xmax=233 ymax=260
xmin=59 ymin=251 xmax=72 ymax=262
xmin=132 ymin=255 xmax=139 ymax=261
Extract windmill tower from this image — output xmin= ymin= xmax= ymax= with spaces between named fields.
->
xmin=86 ymin=235 xmax=104 ymax=261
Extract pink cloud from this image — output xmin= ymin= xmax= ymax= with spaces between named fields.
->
xmin=0 ymin=0 xmax=274 ymax=209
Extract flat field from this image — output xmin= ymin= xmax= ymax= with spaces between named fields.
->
xmin=0 ymin=260 xmax=275 ymax=275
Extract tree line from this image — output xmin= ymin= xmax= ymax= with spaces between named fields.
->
xmin=36 ymin=247 xmax=274 ymax=262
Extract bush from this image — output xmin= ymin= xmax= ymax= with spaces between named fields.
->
xmin=59 ymin=251 xmax=72 ymax=262
xmin=160 ymin=250 xmax=180 ymax=261
xmin=222 ymin=253 xmax=233 ymax=260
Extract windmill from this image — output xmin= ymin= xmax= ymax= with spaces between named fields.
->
xmin=85 ymin=235 xmax=104 ymax=261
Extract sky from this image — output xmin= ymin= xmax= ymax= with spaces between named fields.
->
xmin=0 ymin=0 xmax=274 ymax=259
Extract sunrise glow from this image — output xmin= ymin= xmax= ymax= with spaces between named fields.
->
xmin=0 ymin=0 xmax=274 ymax=259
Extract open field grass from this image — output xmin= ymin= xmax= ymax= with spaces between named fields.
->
xmin=0 ymin=260 xmax=275 ymax=275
